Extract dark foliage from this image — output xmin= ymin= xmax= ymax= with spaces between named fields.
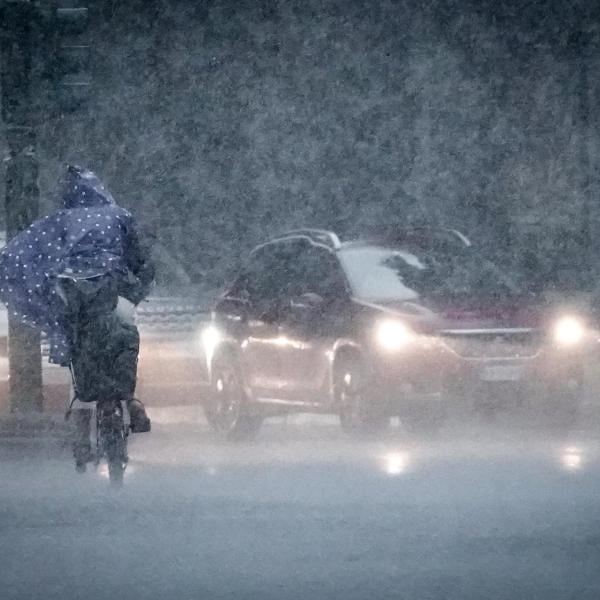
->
xmin=3 ymin=0 xmax=598 ymax=291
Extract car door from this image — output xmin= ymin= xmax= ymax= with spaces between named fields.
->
xmin=277 ymin=244 xmax=350 ymax=404
xmin=238 ymin=240 xmax=303 ymax=400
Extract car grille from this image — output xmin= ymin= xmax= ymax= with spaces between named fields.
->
xmin=440 ymin=329 xmax=542 ymax=360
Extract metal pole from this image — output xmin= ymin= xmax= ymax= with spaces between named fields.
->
xmin=579 ymin=34 xmax=592 ymax=288
xmin=0 ymin=1 xmax=44 ymax=413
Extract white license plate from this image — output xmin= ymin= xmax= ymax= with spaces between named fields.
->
xmin=480 ymin=365 xmax=524 ymax=382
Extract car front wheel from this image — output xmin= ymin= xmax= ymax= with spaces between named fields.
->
xmin=335 ymin=357 xmax=389 ymax=435
xmin=205 ymin=352 xmax=263 ymax=441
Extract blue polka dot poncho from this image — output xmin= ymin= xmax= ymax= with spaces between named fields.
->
xmin=0 ymin=166 xmax=152 ymax=364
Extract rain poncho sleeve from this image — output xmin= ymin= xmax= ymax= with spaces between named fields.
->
xmin=119 ymin=222 xmax=156 ymax=305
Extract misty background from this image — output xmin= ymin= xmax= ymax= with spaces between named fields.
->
xmin=2 ymin=0 xmax=599 ymax=291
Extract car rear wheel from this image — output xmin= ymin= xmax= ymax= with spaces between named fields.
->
xmin=205 ymin=352 xmax=263 ymax=441
xmin=335 ymin=357 xmax=389 ymax=435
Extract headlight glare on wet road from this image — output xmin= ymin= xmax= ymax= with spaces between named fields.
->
xmin=560 ymin=446 xmax=583 ymax=472
xmin=380 ymin=451 xmax=411 ymax=476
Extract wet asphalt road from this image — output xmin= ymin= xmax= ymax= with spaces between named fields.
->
xmin=1 ymin=413 xmax=600 ymax=600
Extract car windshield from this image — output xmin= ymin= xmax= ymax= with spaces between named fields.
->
xmin=338 ymin=244 xmax=521 ymax=302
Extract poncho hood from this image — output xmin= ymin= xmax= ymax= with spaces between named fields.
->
xmin=62 ymin=165 xmax=116 ymax=209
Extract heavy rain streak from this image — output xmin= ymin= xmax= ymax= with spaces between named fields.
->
xmin=1 ymin=1 xmax=600 ymax=599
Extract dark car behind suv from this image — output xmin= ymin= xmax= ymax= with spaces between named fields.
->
xmin=202 ymin=228 xmax=590 ymax=439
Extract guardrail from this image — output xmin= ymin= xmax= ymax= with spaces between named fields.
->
xmin=37 ymin=295 xmax=214 ymax=356
xmin=136 ymin=295 xmax=212 ymax=333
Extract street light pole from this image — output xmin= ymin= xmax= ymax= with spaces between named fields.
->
xmin=580 ymin=24 xmax=600 ymax=289
xmin=0 ymin=0 xmax=44 ymax=413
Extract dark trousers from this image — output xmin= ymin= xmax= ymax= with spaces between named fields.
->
xmin=62 ymin=276 xmax=139 ymax=457
xmin=62 ymin=276 xmax=139 ymax=404
xmin=71 ymin=309 xmax=140 ymax=405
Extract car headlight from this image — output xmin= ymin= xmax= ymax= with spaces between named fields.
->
xmin=553 ymin=316 xmax=585 ymax=347
xmin=201 ymin=324 xmax=222 ymax=350
xmin=375 ymin=319 xmax=416 ymax=351
xmin=201 ymin=325 xmax=222 ymax=364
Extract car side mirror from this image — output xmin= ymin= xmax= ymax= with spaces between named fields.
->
xmin=219 ymin=296 xmax=250 ymax=322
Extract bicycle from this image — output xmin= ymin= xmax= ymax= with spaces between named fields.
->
xmin=67 ymin=372 xmax=130 ymax=487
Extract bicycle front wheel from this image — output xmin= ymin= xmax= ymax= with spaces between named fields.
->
xmin=98 ymin=405 xmax=128 ymax=487
xmin=106 ymin=432 xmax=127 ymax=486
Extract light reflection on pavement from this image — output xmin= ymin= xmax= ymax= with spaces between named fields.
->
xmin=2 ymin=416 xmax=600 ymax=600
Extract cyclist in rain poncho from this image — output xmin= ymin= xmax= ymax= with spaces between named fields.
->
xmin=0 ymin=165 xmax=154 ymax=466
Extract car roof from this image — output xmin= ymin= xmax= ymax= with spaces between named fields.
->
xmin=251 ymin=227 xmax=472 ymax=256
xmin=251 ymin=229 xmax=341 ymax=256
